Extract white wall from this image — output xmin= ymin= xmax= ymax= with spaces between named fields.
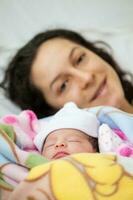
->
xmin=0 ymin=0 xmax=133 ymax=115
xmin=0 ymin=0 xmax=133 ymax=62
xmin=0 ymin=0 xmax=133 ymax=47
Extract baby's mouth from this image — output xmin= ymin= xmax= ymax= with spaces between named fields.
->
xmin=90 ymin=78 xmax=107 ymax=101
xmin=52 ymin=151 xmax=70 ymax=159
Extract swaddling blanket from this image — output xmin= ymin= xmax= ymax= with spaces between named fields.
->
xmin=0 ymin=106 xmax=133 ymax=200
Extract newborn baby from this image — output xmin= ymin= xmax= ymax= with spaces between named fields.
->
xmin=34 ymin=102 xmax=99 ymax=159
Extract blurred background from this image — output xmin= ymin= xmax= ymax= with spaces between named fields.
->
xmin=0 ymin=0 xmax=133 ymax=116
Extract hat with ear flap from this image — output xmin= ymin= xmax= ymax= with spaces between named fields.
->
xmin=34 ymin=102 xmax=100 ymax=152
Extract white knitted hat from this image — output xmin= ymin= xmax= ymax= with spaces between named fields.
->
xmin=34 ymin=102 xmax=100 ymax=152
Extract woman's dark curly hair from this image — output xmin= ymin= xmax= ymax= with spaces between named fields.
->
xmin=0 ymin=29 xmax=133 ymax=118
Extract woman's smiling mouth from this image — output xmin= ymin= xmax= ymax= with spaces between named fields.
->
xmin=91 ymin=78 xmax=107 ymax=101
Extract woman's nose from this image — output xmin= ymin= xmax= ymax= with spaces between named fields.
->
xmin=74 ymin=70 xmax=95 ymax=89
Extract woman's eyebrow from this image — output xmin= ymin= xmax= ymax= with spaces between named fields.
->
xmin=50 ymin=46 xmax=80 ymax=90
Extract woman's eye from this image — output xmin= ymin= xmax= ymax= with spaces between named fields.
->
xmin=76 ymin=53 xmax=85 ymax=65
xmin=59 ymin=80 xmax=68 ymax=93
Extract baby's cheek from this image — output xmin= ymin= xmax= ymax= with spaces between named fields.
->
xmin=70 ymin=143 xmax=90 ymax=154
xmin=42 ymin=148 xmax=49 ymax=157
xmin=68 ymin=144 xmax=80 ymax=154
xmin=82 ymin=143 xmax=95 ymax=153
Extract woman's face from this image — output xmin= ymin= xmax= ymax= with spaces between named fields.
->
xmin=31 ymin=38 xmax=125 ymax=110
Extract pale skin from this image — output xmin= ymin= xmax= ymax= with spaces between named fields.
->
xmin=31 ymin=38 xmax=133 ymax=113
xmin=42 ymin=129 xmax=96 ymax=160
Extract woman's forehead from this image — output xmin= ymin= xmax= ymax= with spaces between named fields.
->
xmin=32 ymin=38 xmax=77 ymax=73
xmin=38 ymin=37 xmax=82 ymax=56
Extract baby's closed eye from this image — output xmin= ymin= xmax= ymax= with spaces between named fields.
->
xmin=67 ymin=137 xmax=81 ymax=143
xmin=68 ymin=140 xmax=81 ymax=143
xmin=44 ymin=142 xmax=55 ymax=148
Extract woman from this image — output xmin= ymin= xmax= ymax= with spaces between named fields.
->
xmin=1 ymin=29 xmax=133 ymax=118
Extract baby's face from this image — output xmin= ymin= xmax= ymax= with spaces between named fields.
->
xmin=42 ymin=129 xmax=96 ymax=160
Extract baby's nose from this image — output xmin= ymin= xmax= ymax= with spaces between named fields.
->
xmin=55 ymin=142 xmax=66 ymax=148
